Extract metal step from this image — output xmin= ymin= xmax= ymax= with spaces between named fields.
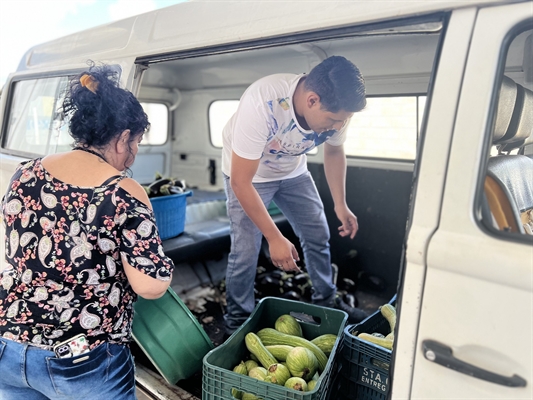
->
xmin=135 ymin=362 xmax=200 ymax=400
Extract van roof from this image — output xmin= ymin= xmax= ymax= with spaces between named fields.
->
xmin=18 ymin=0 xmax=514 ymax=71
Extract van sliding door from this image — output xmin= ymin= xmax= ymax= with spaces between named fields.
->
xmin=406 ymin=3 xmax=532 ymax=398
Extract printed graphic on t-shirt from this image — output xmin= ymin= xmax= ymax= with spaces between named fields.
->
xmin=264 ymin=97 xmax=336 ymax=160
xmin=221 ymin=73 xmax=346 ymax=182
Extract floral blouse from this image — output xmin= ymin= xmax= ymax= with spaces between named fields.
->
xmin=0 ymin=159 xmax=175 ymax=349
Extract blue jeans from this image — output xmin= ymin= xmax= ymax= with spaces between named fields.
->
xmin=223 ymin=171 xmax=336 ymax=333
xmin=0 ymin=338 xmax=136 ymax=400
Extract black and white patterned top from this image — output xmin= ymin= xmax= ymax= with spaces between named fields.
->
xmin=0 ymin=158 xmax=174 ymax=349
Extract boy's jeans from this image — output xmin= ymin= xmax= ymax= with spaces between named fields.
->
xmin=224 ymin=171 xmax=336 ymax=333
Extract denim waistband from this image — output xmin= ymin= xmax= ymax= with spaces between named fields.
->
xmin=0 ymin=336 xmax=53 ymax=351
xmin=27 ymin=341 xmax=54 ymax=351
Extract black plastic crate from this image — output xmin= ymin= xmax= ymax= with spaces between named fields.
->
xmin=337 ymin=296 xmax=396 ymax=400
xmin=338 ymin=376 xmax=389 ymax=400
xmin=330 ymin=361 xmax=389 ymax=400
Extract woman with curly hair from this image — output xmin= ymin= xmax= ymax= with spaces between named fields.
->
xmin=0 ymin=64 xmax=175 ymax=399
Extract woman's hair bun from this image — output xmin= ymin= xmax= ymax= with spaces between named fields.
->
xmin=62 ymin=61 xmax=149 ymax=148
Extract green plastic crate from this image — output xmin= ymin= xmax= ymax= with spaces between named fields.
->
xmin=202 ymin=297 xmax=348 ymax=400
xmin=132 ymin=287 xmax=214 ymax=384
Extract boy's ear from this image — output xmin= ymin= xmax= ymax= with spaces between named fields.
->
xmin=306 ymin=92 xmax=321 ymax=108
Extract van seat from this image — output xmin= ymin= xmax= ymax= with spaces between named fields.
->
xmin=484 ymin=77 xmax=533 ymax=234
xmin=485 ymin=156 xmax=533 ymax=233
xmin=161 ymin=189 xmax=290 ymax=264
xmin=185 ymin=190 xmax=227 ymax=224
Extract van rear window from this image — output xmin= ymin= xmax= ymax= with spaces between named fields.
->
xmin=140 ymin=102 xmax=168 ymax=146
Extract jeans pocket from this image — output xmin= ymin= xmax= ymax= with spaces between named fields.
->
xmin=46 ymin=342 xmax=109 ymax=398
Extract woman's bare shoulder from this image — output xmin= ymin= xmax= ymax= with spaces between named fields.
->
xmin=119 ymin=178 xmax=152 ymax=209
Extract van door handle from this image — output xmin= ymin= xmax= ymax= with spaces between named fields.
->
xmin=208 ymin=159 xmax=216 ymax=185
xmin=422 ymin=340 xmax=527 ymax=387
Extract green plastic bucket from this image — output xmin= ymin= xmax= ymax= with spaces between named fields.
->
xmin=132 ymin=287 xmax=214 ymax=384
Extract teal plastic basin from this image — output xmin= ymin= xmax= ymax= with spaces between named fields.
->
xmin=132 ymin=287 xmax=214 ymax=384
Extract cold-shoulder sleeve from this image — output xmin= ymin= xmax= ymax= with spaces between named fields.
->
xmin=119 ymin=198 xmax=174 ymax=281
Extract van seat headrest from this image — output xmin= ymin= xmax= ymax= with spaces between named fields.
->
xmin=519 ymin=88 xmax=533 ymax=146
xmin=493 ymin=76 xmax=517 ymax=142
xmin=493 ymin=76 xmax=533 ymax=150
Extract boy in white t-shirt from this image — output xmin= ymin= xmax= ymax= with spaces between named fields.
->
xmin=221 ymin=56 xmax=367 ymax=334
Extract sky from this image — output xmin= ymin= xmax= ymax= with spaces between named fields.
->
xmin=0 ymin=0 xmax=187 ymax=88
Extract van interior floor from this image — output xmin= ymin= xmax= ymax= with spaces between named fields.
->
xmin=199 ymin=288 xmax=390 ymax=346
xmin=131 ymin=287 xmax=391 ymax=399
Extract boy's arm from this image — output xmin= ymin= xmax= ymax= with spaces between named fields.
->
xmin=323 ymin=142 xmax=358 ymax=239
xmin=230 ymin=152 xmax=300 ymax=271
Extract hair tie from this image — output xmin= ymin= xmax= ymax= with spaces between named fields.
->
xmin=80 ymin=74 xmax=99 ymax=94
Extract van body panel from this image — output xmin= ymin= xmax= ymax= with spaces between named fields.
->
xmin=0 ymin=1 xmax=531 ymax=398
xmin=134 ymin=85 xmax=179 ymax=183
xmin=411 ymin=2 xmax=533 ymax=397
xmin=170 ymin=88 xmax=246 ymax=189
xmin=17 ymin=1 xmax=509 ymax=72
xmin=392 ymin=7 xmax=478 ymax=397
xmin=412 ymin=267 xmax=531 ymax=397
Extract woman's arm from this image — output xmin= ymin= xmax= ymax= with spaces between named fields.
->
xmin=119 ymin=177 xmax=173 ymax=299
xmin=122 ymin=257 xmax=170 ymax=299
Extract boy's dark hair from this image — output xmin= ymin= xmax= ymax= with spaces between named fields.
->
xmin=304 ymin=56 xmax=366 ymax=113
xmin=62 ymin=62 xmax=150 ymax=148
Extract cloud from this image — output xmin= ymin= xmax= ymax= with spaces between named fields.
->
xmin=0 ymin=0 xmax=98 ymax=87
xmin=0 ymin=0 xmax=186 ymax=88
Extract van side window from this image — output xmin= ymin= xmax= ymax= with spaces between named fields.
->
xmin=140 ymin=102 xmax=168 ymax=145
xmin=207 ymin=96 xmax=427 ymax=159
xmin=344 ymin=96 xmax=426 ymax=160
xmin=4 ymin=77 xmax=71 ymax=156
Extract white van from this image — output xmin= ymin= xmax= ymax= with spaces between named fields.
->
xmin=0 ymin=1 xmax=531 ymax=399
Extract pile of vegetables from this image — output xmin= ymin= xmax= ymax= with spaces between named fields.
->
xmin=357 ymin=303 xmax=396 ymax=350
xmin=254 ymin=266 xmax=358 ymax=306
xmin=254 ymin=269 xmax=312 ymax=301
xmin=142 ymin=172 xmax=187 ymax=198
xmin=229 ymin=314 xmax=338 ymax=399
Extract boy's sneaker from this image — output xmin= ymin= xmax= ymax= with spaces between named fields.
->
xmin=334 ymin=296 xmax=368 ymax=324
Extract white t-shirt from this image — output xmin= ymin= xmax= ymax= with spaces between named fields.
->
xmin=221 ymin=73 xmax=347 ymax=183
